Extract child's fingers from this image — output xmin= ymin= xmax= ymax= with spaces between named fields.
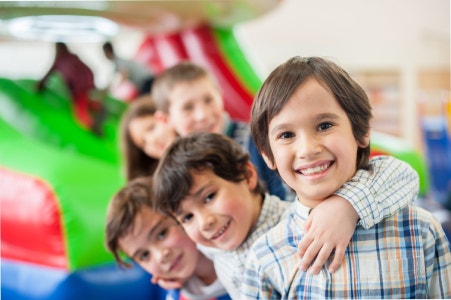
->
xmin=151 ymin=275 xmax=184 ymax=290
xmin=150 ymin=276 xmax=159 ymax=284
xmin=328 ymin=245 xmax=346 ymax=273
xmin=298 ymin=239 xmax=321 ymax=272
xmin=297 ymin=234 xmax=313 ymax=258
xmin=308 ymin=243 xmax=334 ymax=274
xmin=304 ymin=216 xmax=312 ymax=231
xmin=157 ymin=278 xmax=183 ymax=290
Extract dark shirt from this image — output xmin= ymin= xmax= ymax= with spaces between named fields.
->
xmin=225 ymin=117 xmax=287 ymax=200
xmin=51 ymin=52 xmax=95 ymax=97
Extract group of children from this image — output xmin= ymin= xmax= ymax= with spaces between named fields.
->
xmin=105 ymin=56 xmax=451 ymax=299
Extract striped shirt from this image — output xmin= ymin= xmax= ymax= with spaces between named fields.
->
xmin=199 ymin=194 xmax=291 ymax=300
xmin=336 ymin=156 xmax=420 ymax=229
xmin=242 ymin=201 xmax=451 ymax=299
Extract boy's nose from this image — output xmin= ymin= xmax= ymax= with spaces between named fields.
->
xmin=157 ymin=247 xmax=171 ymax=265
xmin=200 ymin=214 xmax=215 ymax=231
xmin=193 ymin=106 xmax=208 ymax=121
xmin=296 ymin=134 xmax=321 ymax=159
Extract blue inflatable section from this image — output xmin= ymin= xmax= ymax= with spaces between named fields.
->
xmin=2 ymin=259 xmax=167 ymax=300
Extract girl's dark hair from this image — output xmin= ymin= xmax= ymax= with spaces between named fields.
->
xmin=153 ymin=132 xmax=265 ymax=214
xmin=251 ymin=56 xmax=372 ymax=171
xmin=105 ymin=176 xmax=155 ymax=268
xmin=119 ymin=95 xmax=160 ymax=180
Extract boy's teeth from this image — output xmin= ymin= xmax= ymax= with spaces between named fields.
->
xmin=212 ymin=221 xmax=229 ymax=239
xmin=301 ymin=163 xmax=329 ymax=175
xmin=214 ymin=227 xmax=225 ymax=238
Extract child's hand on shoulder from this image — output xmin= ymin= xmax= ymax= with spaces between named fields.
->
xmin=297 ymin=195 xmax=358 ymax=274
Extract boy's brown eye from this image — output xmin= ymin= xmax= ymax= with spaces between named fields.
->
xmin=183 ymin=104 xmax=194 ymax=112
xmin=318 ymin=122 xmax=332 ymax=131
xmin=279 ymin=132 xmax=294 ymax=139
xmin=139 ymin=250 xmax=150 ymax=261
xmin=180 ymin=213 xmax=193 ymax=224
xmin=205 ymin=192 xmax=215 ymax=203
xmin=157 ymin=228 xmax=168 ymax=240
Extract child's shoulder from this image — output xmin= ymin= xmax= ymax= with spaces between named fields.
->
xmin=242 ymin=194 xmax=292 ymax=251
xmin=378 ymin=204 xmax=447 ymax=237
xmin=405 ymin=205 xmax=446 ymax=230
xmin=253 ymin=199 xmax=302 ymax=249
xmin=261 ymin=193 xmax=292 ymax=220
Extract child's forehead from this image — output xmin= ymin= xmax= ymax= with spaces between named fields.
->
xmin=133 ymin=206 xmax=166 ymax=229
xmin=184 ymin=169 xmax=218 ymax=194
xmin=130 ymin=114 xmax=155 ymax=127
xmin=188 ymin=168 xmax=217 ymax=182
xmin=129 ymin=210 xmax=178 ymax=238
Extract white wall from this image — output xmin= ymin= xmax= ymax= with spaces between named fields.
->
xmin=237 ymin=0 xmax=449 ymax=72
xmin=236 ymin=0 xmax=450 ymax=148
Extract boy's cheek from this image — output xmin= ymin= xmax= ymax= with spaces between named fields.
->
xmin=184 ymin=227 xmax=203 ymax=244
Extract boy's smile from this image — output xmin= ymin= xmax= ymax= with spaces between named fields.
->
xmin=174 ymin=168 xmax=261 ymax=251
xmin=295 ymin=160 xmax=333 ymax=177
xmin=211 ymin=219 xmax=231 ymax=240
xmin=167 ymin=253 xmax=183 ymax=273
xmin=265 ymin=78 xmax=369 ymax=208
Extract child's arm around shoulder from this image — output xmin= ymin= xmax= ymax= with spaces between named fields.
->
xmin=335 ymin=155 xmax=419 ymax=228
xmin=298 ymin=156 xmax=419 ymax=274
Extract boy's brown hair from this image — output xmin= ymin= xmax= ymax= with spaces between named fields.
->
xmin=151 ymin=61 xmax=219 ymax=113
xmin=153 ymin=132 xmax=266 ymax=214
xmin=119 ymin=96 xmax=160 ymax=180
xmin=105 ymin=176 xmax=155 ymax=268
xmin=251 ymin=56 xmax=373 ymax=171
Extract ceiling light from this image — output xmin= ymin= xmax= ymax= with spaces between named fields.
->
xmin=6 ymin=15 xmax=118 ymax=43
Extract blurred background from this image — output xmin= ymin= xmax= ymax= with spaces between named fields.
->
xmin=0 ymin=1 xmax=449 ymax=299
xmin=1 ymin=0 xmax=449 ymax=148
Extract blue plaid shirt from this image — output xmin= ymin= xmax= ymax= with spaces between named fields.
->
xmin=242 ymin=200 xmax=451 ymax=299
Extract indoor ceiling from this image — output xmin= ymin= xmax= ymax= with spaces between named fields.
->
xmin=0 ymin=1 xmax=281 ymax=42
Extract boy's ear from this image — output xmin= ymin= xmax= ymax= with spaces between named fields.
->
xmin=359 ymin=132 xmax=371 ymax=148
xmin=261 ymin=152 xmax=277 ymax=170
xmin=154 ymin=110 xmax=169 ymax=123
xmin=245 ymin=162 xmax=259 ymax=189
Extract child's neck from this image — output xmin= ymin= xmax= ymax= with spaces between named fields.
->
xmin=296 ymin=196 xmax=326 ymax=209
xmin=194 ymin=253 xmax=217 ymax=285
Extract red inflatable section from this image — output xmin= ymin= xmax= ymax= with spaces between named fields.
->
xmin=136 ymin=32 xmax=189 ymax=73
xmin=136 ymin=24 xmax=254 ymax=121
xmin=1 ymin=167 xmax=67 ymax=269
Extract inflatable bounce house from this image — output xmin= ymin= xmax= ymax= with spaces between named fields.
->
xmin=0 ymin=1 xmax=436 ymax=299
